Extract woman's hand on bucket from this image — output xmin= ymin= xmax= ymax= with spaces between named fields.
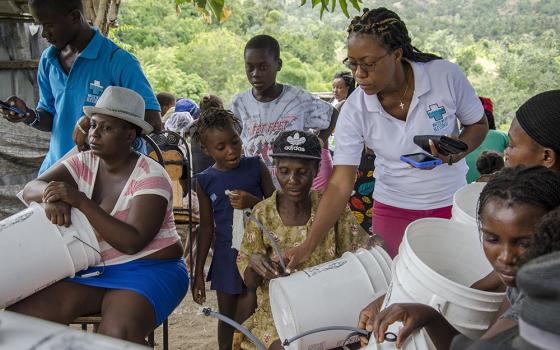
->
xmin=44 ymin=201 xmax=72 ymax=227
xmin=248 ymin=254 xmax=279 ymax=280
xmin=370 ymin=303 xmax=440 ymax=348
xmin=283 ymin=242 xmax=313 ymax=272
xmin=42 ymin=181 xmax=86 ymax=208
xmin=357 ymin=294 xmax=385 ymax=347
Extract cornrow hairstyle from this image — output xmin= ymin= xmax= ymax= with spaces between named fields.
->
xmin=347 ymin=7 xmax=441 ymax=63
xmin=245 ymin=34 xmax=281 ymax=60
xmin=333 ymin=71 xmax=356 ymax=96
xmin=476 ymin=150 xmax=505 ymax=176
xmin=191 ymin=107 xmax=241 ymax=145
xmin=199 ymin=94 xmax=224 ymax=113
xmin=476 ymin=166 xmax=560 ymax=228
xmin=523 ymin=207 xmax=560 ymax=263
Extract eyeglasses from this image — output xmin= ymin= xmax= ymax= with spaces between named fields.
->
xmin=343 ymin=53 xmax=389 ymax=72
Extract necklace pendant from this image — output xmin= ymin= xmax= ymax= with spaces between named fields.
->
xmin=399 ymin=101 xmax=405 ymax=109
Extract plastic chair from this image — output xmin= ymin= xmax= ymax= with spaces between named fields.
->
xmin=145 ymin=131 xmax=197 ymax=278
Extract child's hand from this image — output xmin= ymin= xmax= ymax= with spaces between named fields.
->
xmin=357 ymin=294 xmax=385 ymax=347
xmin=192 ymin=274 xmax=206 ymax=305
xmin=227 ymin=190 xmax=260 ymax=209
xmin=370 ymin=303 xmax=440 ymax=348
xmin=249 ymin=254 xmax=279 ymax=280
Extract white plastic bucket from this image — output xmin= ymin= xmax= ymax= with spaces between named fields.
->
xmin=0 ymin=311 xmax=149 ymax=349
xmin=270 ymin=246 xmax=392 ymax=350
xmin=380 ymin=218 xmax=504 ymax=343
xmin=451 ymin=182 xmax=486 ymax=228
xmin=0 ymin=202 xmax=100 ymax=308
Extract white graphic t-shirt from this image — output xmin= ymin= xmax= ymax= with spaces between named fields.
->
xmin=231 ymin=84 xmax=332 ymax=183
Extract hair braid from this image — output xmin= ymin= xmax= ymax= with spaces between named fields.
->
xmin=476 ymin=166 xmax=560 ymax=227
xmin=347 ymin=7 xmax=441 ymax=62
xmin=191 ymin=108 xmax=241 ymax=145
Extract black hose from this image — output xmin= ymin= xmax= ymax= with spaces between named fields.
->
xmin=282 ymin=326 xmax=371 ymax=347
xmin=244 ymin=210 xmax=288 ymax=273
xmin=201 ymin=308 xmax=267 ymax=350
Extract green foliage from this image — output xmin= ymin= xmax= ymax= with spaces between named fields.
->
xmin=175 ymin=28 xmax=247 ymax=99
xmin=300 ymin=0 xmax=363 ymax=18
xmin=134 ymin=46 xmax=209 ymax=101
xmin=175 ymin=0 xmax=230 ymax=22
xmin=114 ymin=0 xmax=559 ymax=127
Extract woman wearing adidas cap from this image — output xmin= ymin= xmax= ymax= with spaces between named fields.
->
xmin=285 ymin=7 xmax=488 ymax=264
xmin=235 ymin=130 xmax=370 ymax=349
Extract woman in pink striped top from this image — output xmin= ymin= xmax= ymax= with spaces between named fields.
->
xmin=8 ymin=87 xmax=188 ymax=345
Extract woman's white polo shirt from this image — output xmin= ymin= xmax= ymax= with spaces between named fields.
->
xmin=333 ymin=59 xmax=484 ymax=210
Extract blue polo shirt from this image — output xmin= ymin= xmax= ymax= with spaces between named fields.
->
xmin=36 ymin=28 xmax=160 ymax=174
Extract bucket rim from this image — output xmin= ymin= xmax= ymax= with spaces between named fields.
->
xmin=395 ymin=255 xmax=505 ymax=308
xmin=402 ymin=218 xmax=506 ymax=298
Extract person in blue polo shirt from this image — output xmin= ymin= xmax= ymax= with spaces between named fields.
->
xmin=0 ymin=0 xmax=161 ymax=175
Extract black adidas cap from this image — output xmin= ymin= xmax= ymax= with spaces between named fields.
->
xmin=271 ymin=130 xmax=322 ymax=160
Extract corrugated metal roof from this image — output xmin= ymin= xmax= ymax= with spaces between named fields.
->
xmin=0 ymin=0 xmax=29 ymax=15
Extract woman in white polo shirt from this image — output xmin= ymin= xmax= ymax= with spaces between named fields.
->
xmin=285 ymin=7 xmax=488 ymax=264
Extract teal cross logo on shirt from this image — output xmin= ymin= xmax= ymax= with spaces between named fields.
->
xmin=427 ymin=104 xmax=446 ymax=121
xmin=87 ymin=80 xmax=104 ymax=104
xmin=89 ymin=80 xmax=104 ymax=95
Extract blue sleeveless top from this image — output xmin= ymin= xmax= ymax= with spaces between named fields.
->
xmin=197 ymin=156 xmax=264 ymax=294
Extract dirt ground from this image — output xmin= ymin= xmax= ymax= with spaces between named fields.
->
xmin=153 ymin=280 xmax=219 ymax=350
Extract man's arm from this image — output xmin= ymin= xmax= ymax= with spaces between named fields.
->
xmin=1 ymin=96 xmax=54 ymax=132
xmin=145 ymin=109 xmax=162 ymax=133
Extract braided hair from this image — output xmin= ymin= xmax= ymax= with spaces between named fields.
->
xmin=477 ymin=166 xmax=560 ymax=227
xmin=333 ymin=71 xmax=356 ymax=96
xmin=347 ymin=7 xmax=441 ymax=63
xmin=191 ymin=107 xmax=241 ymax=145
xmin=523 ymin=207 xmax=560 ymax=263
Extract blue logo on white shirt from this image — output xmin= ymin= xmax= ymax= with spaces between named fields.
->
xmin=87 ymin=80 xmax=104 ymax=104
xmin=427 ymin=104 xmax=448 ymax=132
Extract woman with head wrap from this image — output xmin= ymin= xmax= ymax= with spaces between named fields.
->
xmin=505 ymin=90 xmax=560 ymax=172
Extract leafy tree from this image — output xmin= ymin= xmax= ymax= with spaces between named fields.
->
xmin=175 ymin=0 xmax=363 ymax=21
xmin=134 ymin=46 xmax=209 ymax=100
xmin=111 ymin=0 xmax=559 ymax=128
xmin=175 ymin=28 xmax=246 ymax=100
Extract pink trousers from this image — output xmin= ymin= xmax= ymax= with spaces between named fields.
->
xmin=372 ymin=201 xmax=452 ymax=258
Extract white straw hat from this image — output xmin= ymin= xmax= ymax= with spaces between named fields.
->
xmin=83 ymin=86 xmax=153 ymax=134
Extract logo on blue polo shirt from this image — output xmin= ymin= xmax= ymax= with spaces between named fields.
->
xmin=87 ymin=80 xmax=104 ymax=104
xmin=427 ymin=104 xmax=448 ymax=132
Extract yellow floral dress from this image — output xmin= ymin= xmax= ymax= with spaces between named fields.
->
xmin=236 ymin=190 xmax=370 ymax=349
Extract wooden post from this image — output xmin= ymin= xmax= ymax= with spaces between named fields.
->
xmin=82 ymin=0 xmax=121 ymax=36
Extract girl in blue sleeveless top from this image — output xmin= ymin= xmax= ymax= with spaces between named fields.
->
xmin=191 ymin=108 xmax=274 ymax=350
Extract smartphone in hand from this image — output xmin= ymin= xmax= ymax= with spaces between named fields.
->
xmin=0 ymin=100 xmax=26 ymax=116
xmin=400 ymin=152 xmax=443 ymax=168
